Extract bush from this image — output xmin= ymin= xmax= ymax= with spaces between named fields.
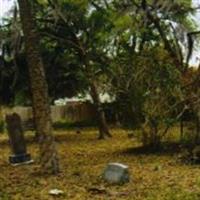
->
xmin=179 ymin=146 xmax=200 ymax=164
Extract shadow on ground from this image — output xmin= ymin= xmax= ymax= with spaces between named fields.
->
xmin=117 ymin=142 xmax=182 ymax=156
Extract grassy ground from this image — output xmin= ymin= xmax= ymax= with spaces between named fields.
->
xmin=0 ymin=128 xmax=200 ymax=200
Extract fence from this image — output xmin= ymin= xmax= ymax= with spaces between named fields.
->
xmin=2 ymin=102 xmax=96 ymax=124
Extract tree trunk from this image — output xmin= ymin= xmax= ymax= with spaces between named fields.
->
xmin=0 ymin=105 xmax=4 ymax=132
xmin=90 ymin=81 xmax=112 ymax=139
xmin=0 ymin=105 xmax=3 ymax=120
xmin=195 ymin=115 xmax=200 ymax=144
xmin=18 ymin=0 xmax=59 ymax=174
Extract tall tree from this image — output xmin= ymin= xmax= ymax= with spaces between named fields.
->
xmin=109 ymin=0 xmax=196 ymax=147
xmin=39 ymin=0 xmax=112 ymax=139
xmin=17 ymin=0 xmax=59 ymax=174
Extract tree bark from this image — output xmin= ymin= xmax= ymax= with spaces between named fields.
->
xmin=90 ymin=81 xmax=112 ymax=139
xmin=17 ymin=0 xmax=59 ymax=174
xmin=195 ymin=115 xmax=200 ymax=144
xmin=0 ymin=105 xmax=4 ymax=132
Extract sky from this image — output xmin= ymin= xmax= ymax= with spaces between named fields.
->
xmin=0 ymin=0 xmax=16 ymax=19
xmin=0 ymin=0 xmax=200 ymax=66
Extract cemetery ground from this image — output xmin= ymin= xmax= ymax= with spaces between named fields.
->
xmin=1 ymin=128 xmax=200 ymax=200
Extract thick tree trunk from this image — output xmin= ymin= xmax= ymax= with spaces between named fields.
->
xmin=0 ymin=105 xmax=2 ymax=119
xmin=195 ymin=115 xmax=200 ymax=144
xmin=18 ymin=0 xmax=59 ymax=174
xmin=90 ymin=81 xmax=112 ymax=139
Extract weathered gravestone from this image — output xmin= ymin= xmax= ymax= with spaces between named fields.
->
xmin=6 ymin=113 xmax=32 ymax=165
xmin=103 ymin=163 xmax=130 ymax=184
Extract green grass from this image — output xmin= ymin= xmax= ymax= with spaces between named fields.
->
xmin=0 ymin=127 xmax=200 ymax=199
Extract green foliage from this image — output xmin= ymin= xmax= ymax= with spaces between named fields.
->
xmin=36 ymin=0 xmax=48 ymax=5
xmin=1 ymin=0 xmax=198 ymax=147
xmin=111 ymin=44 xmax=183 ymax=147
xmin=114 ymin=14 xmax=132 ymax=31
xmin=14 ymin=90 xmax=31 ymax=106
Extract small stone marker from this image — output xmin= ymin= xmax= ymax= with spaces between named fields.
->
xmin=103 ymin=163 xmax=130 ymax=184
xmin=6 ymin=113 xmax=32 ymax=165
xmin=49 ymin=189 xmax=64 ymax=196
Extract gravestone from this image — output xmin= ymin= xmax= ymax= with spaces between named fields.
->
xmin=103 ymin=163 xmax=130 ymax=184
xmin=6 ymin=113 xmax=32 ymax=165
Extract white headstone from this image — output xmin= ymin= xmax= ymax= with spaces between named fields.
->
xmin=103 ymin=163 xmax=130 ymax=184
xmin=49 ymin=189 xmax=64 ymax=196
